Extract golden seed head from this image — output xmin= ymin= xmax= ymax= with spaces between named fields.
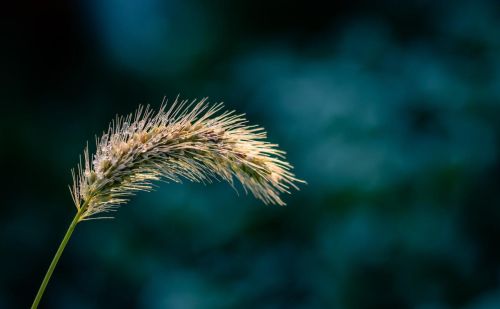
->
xmin=70 ymin=98 xmax=305 ymax=221
xmin=139 ymin=132 xmax=150 ymax=143
xmin=120 ymin=141 xmax=130 ymax=153
xmin=97 ymin=159 xmax=111 ymax=173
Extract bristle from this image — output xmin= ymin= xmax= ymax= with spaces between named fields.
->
xmin=72 ymin=97 xmax=305 ymax=220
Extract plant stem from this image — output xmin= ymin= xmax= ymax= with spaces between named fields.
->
xmin=31 ymin=211 xmax=81 ymax=309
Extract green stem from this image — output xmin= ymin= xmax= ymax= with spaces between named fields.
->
xmin=31 ymin=211 xmax=82 ymax=309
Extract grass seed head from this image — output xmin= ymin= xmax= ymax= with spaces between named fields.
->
xmin=71 ymin=98 xmax=304 ymax=220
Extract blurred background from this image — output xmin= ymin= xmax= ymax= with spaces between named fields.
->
xmin=1 ymin=0 xmax=500 ymax=308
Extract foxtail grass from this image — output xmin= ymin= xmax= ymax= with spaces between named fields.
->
xmin=31 ymin=97 xmax=304 ymax=308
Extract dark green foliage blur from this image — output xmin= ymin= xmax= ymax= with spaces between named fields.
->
xmin=2 ymin=0 xmax=500 ymax=308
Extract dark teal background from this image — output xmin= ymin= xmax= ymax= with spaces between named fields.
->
xmin=2 ymin=0 xmax=500 ymax=308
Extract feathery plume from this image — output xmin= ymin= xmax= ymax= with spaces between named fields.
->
xmin=70 ymin=97 xmax=304 ymax=221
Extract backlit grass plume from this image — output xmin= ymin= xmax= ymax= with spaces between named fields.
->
xmin=32 ymin=97 xmax=304 ymax=308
